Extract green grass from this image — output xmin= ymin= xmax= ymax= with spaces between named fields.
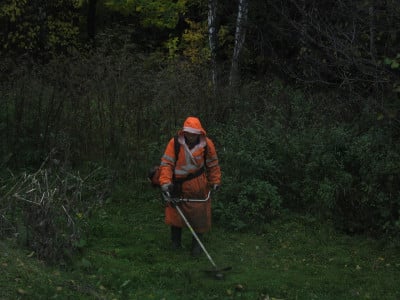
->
xmin=1 ymin=184 xmax=400 ymax=299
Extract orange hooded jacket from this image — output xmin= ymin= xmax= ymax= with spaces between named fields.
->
xmin=159 ymin=117 xmax=221 ymax=233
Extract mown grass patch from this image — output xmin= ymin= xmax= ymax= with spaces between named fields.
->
xmin=1 ymin=184 xmax=399 ymax=299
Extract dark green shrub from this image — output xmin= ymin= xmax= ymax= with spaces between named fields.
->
xmin=335 ymin=128 xmax=400 ymax=234
xmin=212 ymin=117 xmax=283 ymax=230
xmin=300 ymin=126 xmax=354 ymax=214
xmin=214 ymin=177 xmax=282 ymax=231
xmin=211 ymin=80 xmax=400 ymax=236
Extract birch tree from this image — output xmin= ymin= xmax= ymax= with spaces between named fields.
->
xmin=208 ymin=0 xmax=219 ymax=89
xmin=229 ymin=0 xmax=248 ymax=87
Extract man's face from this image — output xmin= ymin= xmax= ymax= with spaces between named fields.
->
xmin=184 ymin=132 xmax=200 ymax=145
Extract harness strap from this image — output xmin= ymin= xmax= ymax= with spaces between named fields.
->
xmin=172 ymin=134 xmax=207 ymax=184
xmin=174 ymin=167 xmax=205 ymax=183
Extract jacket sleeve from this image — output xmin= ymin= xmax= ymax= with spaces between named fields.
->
xmin=205 ymin=137 xmax=221 ymax=185
xmin=159 ymin=138 xmax=176 ymax=186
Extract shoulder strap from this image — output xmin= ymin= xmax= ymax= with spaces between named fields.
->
xmin=174 ymin=135 xmax=180 ymax=161
xmin=204 ymin=138 xmax=208 ymax=162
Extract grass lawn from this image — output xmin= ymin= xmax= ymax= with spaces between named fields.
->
xmin=1 ymin=184 xmax=399 ymax=299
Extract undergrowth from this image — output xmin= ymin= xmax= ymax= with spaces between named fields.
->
xmin=0 ymin=159 xmax=113 ymax=264
xmin=1 ymin=52 xmax=399 ymax=235
xmin=1 ymin=183 xmax=399 ymax=299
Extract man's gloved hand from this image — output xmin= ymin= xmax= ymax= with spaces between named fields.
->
xmin=212 ymin=184 xmax=220 ymax=192
xmin=161 ymin=183 xmax=173 ymax=199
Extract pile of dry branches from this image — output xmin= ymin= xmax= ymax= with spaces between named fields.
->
xmin=0 ymin=160 xmax=111 ymax=263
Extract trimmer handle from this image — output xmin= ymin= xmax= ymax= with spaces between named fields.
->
xmin=162 ymin=190 xmax=211 ymax=203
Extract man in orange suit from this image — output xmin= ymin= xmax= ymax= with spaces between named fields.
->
xmin=159 ymin=116 xmax=221 ymax=256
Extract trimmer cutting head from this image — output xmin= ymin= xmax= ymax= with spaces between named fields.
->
xmin=203 ymin=266 xmax=232 ymax=280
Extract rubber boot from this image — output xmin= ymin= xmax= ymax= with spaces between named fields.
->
xmin=171 ymin=226 xmax=182 ymax=250
xmin=191 ymin=233 xmax=203 ymax=256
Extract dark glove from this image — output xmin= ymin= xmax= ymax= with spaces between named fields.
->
xmin=169 ymin=198 xmax=178 ymax=208
xmin=161 ymin=183 xmax=173 ymax=199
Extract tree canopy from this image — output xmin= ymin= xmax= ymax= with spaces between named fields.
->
xmin=1 ymin=0 xmax=399 ymax=96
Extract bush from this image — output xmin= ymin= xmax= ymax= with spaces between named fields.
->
xmin=300 ymin=126 xmax=354 ymax=214
xmin=211 ymin=81 xmax=400 ymax=236
xmin=214 ymin=177 xmax=282 ymax=231
xmin=335 ymin=128 xmax=400 ymax=234
xmin=212 ymin=116 xmax=283 ymax=230
xmin=0 ymin=159 xmax=113 ymax=263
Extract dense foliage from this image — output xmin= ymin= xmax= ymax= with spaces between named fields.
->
xmin=0 ymin=0 xmax=399 ymax=263
xmin=1 ymin=52 xmax=399 ymax=240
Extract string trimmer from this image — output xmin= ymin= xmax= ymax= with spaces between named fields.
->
xmin=163 ymin=191 xmax=232 ymax=280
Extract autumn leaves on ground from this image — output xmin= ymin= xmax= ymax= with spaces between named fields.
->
xmin=1 ymin=184 xmax=399 ymax=300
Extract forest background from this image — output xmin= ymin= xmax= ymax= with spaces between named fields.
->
xmin=0 ymin=0 xmax=399 ymax=275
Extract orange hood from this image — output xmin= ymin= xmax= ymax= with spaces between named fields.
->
xmin=180 ymin=116 xmax=206 ymax=136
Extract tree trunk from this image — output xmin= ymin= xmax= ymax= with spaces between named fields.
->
xmin=229 ymin=0 xmax=248 ymax=87
xmin=208 ymin=0 xmax=218 ymax=91
xmin=369 ymin=2 xmax=376 ymax=63
xmin=87 ymin=0 xmax=97 ymax=40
